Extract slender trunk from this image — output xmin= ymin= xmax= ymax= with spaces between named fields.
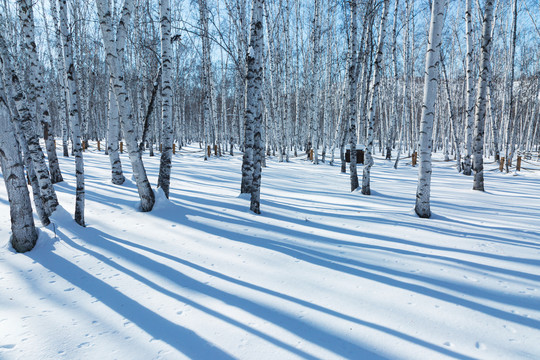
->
xmin=107 ymin=79 xmax=125 ymax=185
xmin=0 ymin=35 xmax=59 ymax=216
xmin=472 ymin=0 xmax=495 ymax=191
xmin=441 ymin=56 xmax=462 ymax=173
xmin=242 ymin=0 xmax=264 ymax=213
xmin=395 ymin=0 xmax=411 ymax=169
xmin=95 ymin=0 xmax=155 ymax=211
xmin=348 ymin=0 xmax=359 ymax=192
xmin=386 ymin=0 xmax=400 ymax=160
xmin=157 ymin=0 xmax=173 ymax=198
xmin=18 ymin=0 xmax=63 ymax=184
xmin=463 ymin=0 xmax=474 ymax=175
xmin=504 ymin=0 xmax=518 ymax=173
xmin=58 ymin=0 xmax=84 ymax=226
xmin=362 ymin=0 xmax=390 ymax=195
xmin=415 ymin=0 xmax=446 ymax=218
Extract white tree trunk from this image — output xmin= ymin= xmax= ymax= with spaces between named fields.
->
xmin=347 ymin=0 xmax=359 ymax=191
xmin=472 ymin=0 xmax=495 ymax=191
xmin=463 ymin=0 xmax=474 ymax=175
xmin=504 ymin=0 xmax=518 ymax=173
xmin=241 ymin=0 xmax=264 ymax=213
xmin=309 ymin=0 xmax=321 ymax=165
xmin=107 ymin=78 xmax=125 ymax=185
xmin=415 ymin=0 xmax=446 ymax=218
xmin=58 ymin=0 xmax=85 ymax=226
xmin=0 ymin=100 xmax=38 ymax=253
xmin=0 ymin=34 xmax=59 ymax=216
xmin=362 ymin=0 xmax=389 ymax=195
xmin=157 ymin=0 xmax=173 ymax=198
xmin=95 ymin=0 xmax=155 ymax=212
xmin=0 ymin=82 xmax=50 ymax=226
xmin=18 ymin=0 xmax=63 ymax=184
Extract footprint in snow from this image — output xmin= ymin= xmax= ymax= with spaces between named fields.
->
xmin=0 ymin=344 xmax=15 ymax=350
xmin=503 ymin=325 xmax=517 ymax=333
xmin=475 ymin=342 xmax=487 ymax=350
xmin=463 ymin=275 xmax=478 ymax=282
xmin=64 ymin=287 xmax=75 ymax=292
xmin=443 ymin=342 xmax=454 ymax=347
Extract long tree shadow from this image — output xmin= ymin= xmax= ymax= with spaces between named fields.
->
xmin=44 ymin=223 xmax=384 ymax=359
xmin=171 ymin=191 xmax=540 ymax=266
xmin=265 ymin=193 xmax=540 ymax=251
xmin=102 ymin=234 xmax=481 ymax=360
xmin=160 ymin=196 xmax=540 ymax=328
xmin=28 ymin=240 xmax=235 ymax=359
xmin=193 ymin=216 xmax=540 ymax=329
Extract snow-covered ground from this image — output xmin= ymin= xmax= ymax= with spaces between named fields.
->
xmin=1 ymin=145 xmax=539 ymax=360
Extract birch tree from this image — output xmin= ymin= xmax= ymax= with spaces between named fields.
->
xmin=240 ymin=0 xmax=264 ymax=213
xmin=58 ymin=0 xmax=85 ymax=226
xmin=0 ymin=81 xmax=50 ymax=226
xmin=348 ymin=0 xmax=360 ymax=192
xmin=462 ymin=0 xmax=474 ymax=175
xmin=472 ymin=0 xmax=495 ymax=191
xmin=18 ymin=0 xmax=63 ymax=184
xmin=504 ymin=0 xmax=518 ymax=173
xmin=157 ymin=0 xmax=173 ymax=198
xmin=415 ymin=0 xmax=447 ymax=218
xmin=362 ymin=0 xmax=389 ymax=195
xmin=0 ymin=98 xmax=38 ymax=253
xmin=0 ymin=34 xmax=59 ymax=216
xmin=107 ymin=78 xmax=125 ymax=185
xmin=309 ymin=0 xmax=321 ymax=165
xmin=95 ymin=0 xmax=155 ymax=212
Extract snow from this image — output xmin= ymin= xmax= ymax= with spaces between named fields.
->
xmin=1 ymin=145 xmax=540 ymax=360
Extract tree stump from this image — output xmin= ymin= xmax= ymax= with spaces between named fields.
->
xmin=499 ymin=157 xmax=504 ymax=172
xmin=120 ymin=141 xmax=123 ymax=154
xmin=517 ymin=156 xmax=522 ymax=171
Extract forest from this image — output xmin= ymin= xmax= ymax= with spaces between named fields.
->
xmin=0 ymin=0 xmax=539 ymax=359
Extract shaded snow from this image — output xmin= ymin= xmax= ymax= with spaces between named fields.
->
xmin=1 ymin=145 xmax=539 ymax=359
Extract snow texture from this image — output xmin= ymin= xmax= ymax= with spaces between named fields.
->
xmin=1 ymin=145 xmax=539 ymax=359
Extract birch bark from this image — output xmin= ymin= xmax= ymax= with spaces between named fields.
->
xmin=472 ymin=0 xmax=495 ymax=191
xmin=241 ymin=0 xmax=264 ymax=213
xmin=362 ymin=0 xmax=389 ymax=195
xmin=107 ymin=78 xmax=125 ymax=185
xmin=504 ymin=0 xmax=518 ymax=173
xmin=95 ymin=0 xmax=155 ymax=212
xmin=415 ymin=0 xmax=446 ymax=218
xmin=0 ymin=34 xmax=59 ymax=216
xmin=463 ymin=0 xmax=474 ymax=175
xmin=18 ymin=0 xmax=63 ymax=184
xmin=0 ymin=84 xmax=49 ymax=226
xmin=348 ymin=0 xmax=359 ymax=192
xmin=0 ymin=100 xmax=38 ymax=253
xmin=157 ymin=0 xmax=173 ymax=198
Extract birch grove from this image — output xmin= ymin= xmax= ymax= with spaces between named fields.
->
xmin=0 ymin=0 xmax=538 ymax=251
